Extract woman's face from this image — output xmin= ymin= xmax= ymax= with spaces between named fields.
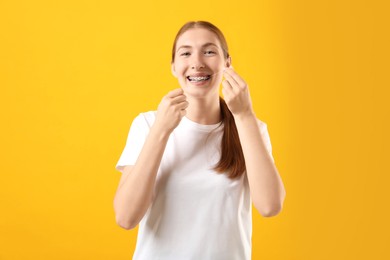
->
xmin=171 ymin=28 xmax=229 ymax=98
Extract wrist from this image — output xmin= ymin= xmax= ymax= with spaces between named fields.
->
xmin=233 ymin=109 xmax=256 ymax=121
xmin=150 ymin=123 xmax=171 ymax=141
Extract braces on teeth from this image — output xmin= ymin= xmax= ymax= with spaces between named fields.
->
xmin=188 ymin=76 xmax=211 ymax=81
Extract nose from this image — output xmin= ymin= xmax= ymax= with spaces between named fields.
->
xmin=190 ymin=52 xmax=205 ymax=70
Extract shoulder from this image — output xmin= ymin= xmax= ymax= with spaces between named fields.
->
xmin=136 ymin=110 xmax=157 ymax=128
xmin=140 ymin=110 xmax=157 ymax=119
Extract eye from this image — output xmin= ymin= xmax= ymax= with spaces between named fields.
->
xmin=180 ymin=52 xmax=190 ymax=56
xmin=205 ymin=51 xmax=216 ymax=55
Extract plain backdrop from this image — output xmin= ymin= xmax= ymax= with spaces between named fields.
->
xmin=1 ymin=0 xmax=389 ymax=259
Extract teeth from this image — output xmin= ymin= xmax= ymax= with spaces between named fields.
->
xmin=188 ymin=76 xmax=210 ymax=82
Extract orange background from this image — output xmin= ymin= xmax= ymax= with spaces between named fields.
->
xmin=1 ymin=0 xmax=389 ymax=259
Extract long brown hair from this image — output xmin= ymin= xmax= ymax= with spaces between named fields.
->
xmin=171 ymin=21 xmax=246 ymax=180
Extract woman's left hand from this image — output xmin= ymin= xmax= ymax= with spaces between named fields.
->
xmin=222 ymin=66 xmax=255 ymax=118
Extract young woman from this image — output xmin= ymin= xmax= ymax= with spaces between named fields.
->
xmin=114 ymin=21 xmax=286 ymax=260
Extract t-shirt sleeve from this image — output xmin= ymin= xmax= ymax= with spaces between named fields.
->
xmin=115 ymin=113 xmax=149 ymax=172
xmin=259 ymin=121 xmax=275 ymax=163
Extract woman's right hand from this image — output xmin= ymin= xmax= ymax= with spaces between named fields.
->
xmin=154 ymin=88 xmax=188 ymax=134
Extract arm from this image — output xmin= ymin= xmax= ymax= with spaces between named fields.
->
xmin=113 ymin=88 xmax=188 ymax=230
xmin=221 ymin=66 xmax=286 ymax=217
xmin=113 ymin=125 xmax=170 ymax=230
xmin=234 ymin=112 xmax=286 ymax=217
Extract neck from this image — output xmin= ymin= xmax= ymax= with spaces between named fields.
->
xmin=185 ymin=95 xmax=221 ymax=125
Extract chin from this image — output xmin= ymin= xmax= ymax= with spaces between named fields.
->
xmin=183 ymin=85 xmax=220 ymax=99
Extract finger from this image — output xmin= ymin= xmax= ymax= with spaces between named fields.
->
xmin=177 ymin=100 xmax=189 ymax=110
xmin=222 ymin=86 xmax=231 ymax=100
xmin=167 ymin=88 xmax=184 ymax=98
xmin=171 ymin=94 xmax=187 ymax=104
xmin=223 ymin=72 xmax=241 ymax=94
xmin=223 ymin=69 xmax=239 ymax=88
xmin=222 ymin=80 xmax=235 ymax=94
xmin=222 ymin=80 xmax=234 ymax=96
xmin=224 ymin=68 xmax=246 ymax=89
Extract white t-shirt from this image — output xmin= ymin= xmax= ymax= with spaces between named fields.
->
xmin=115 ymin=110 xmax=274 ymax=260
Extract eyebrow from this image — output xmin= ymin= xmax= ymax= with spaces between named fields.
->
xmin=176 ymin=42 xmax=219 ymax=52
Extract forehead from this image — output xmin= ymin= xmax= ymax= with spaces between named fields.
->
xmin=176 ymin=28 xmax=220 ymax=49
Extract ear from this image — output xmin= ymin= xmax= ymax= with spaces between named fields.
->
xmin=171 ymin=63 xmax=177 ymax=78
xmin=226 ymin=56 xmax=232 ymax=68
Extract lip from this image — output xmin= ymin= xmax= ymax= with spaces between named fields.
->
xmin=186 ymin=75 xmax=212 ymax=86
xmin=187 ymin=72 xmax=212 ymax=77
